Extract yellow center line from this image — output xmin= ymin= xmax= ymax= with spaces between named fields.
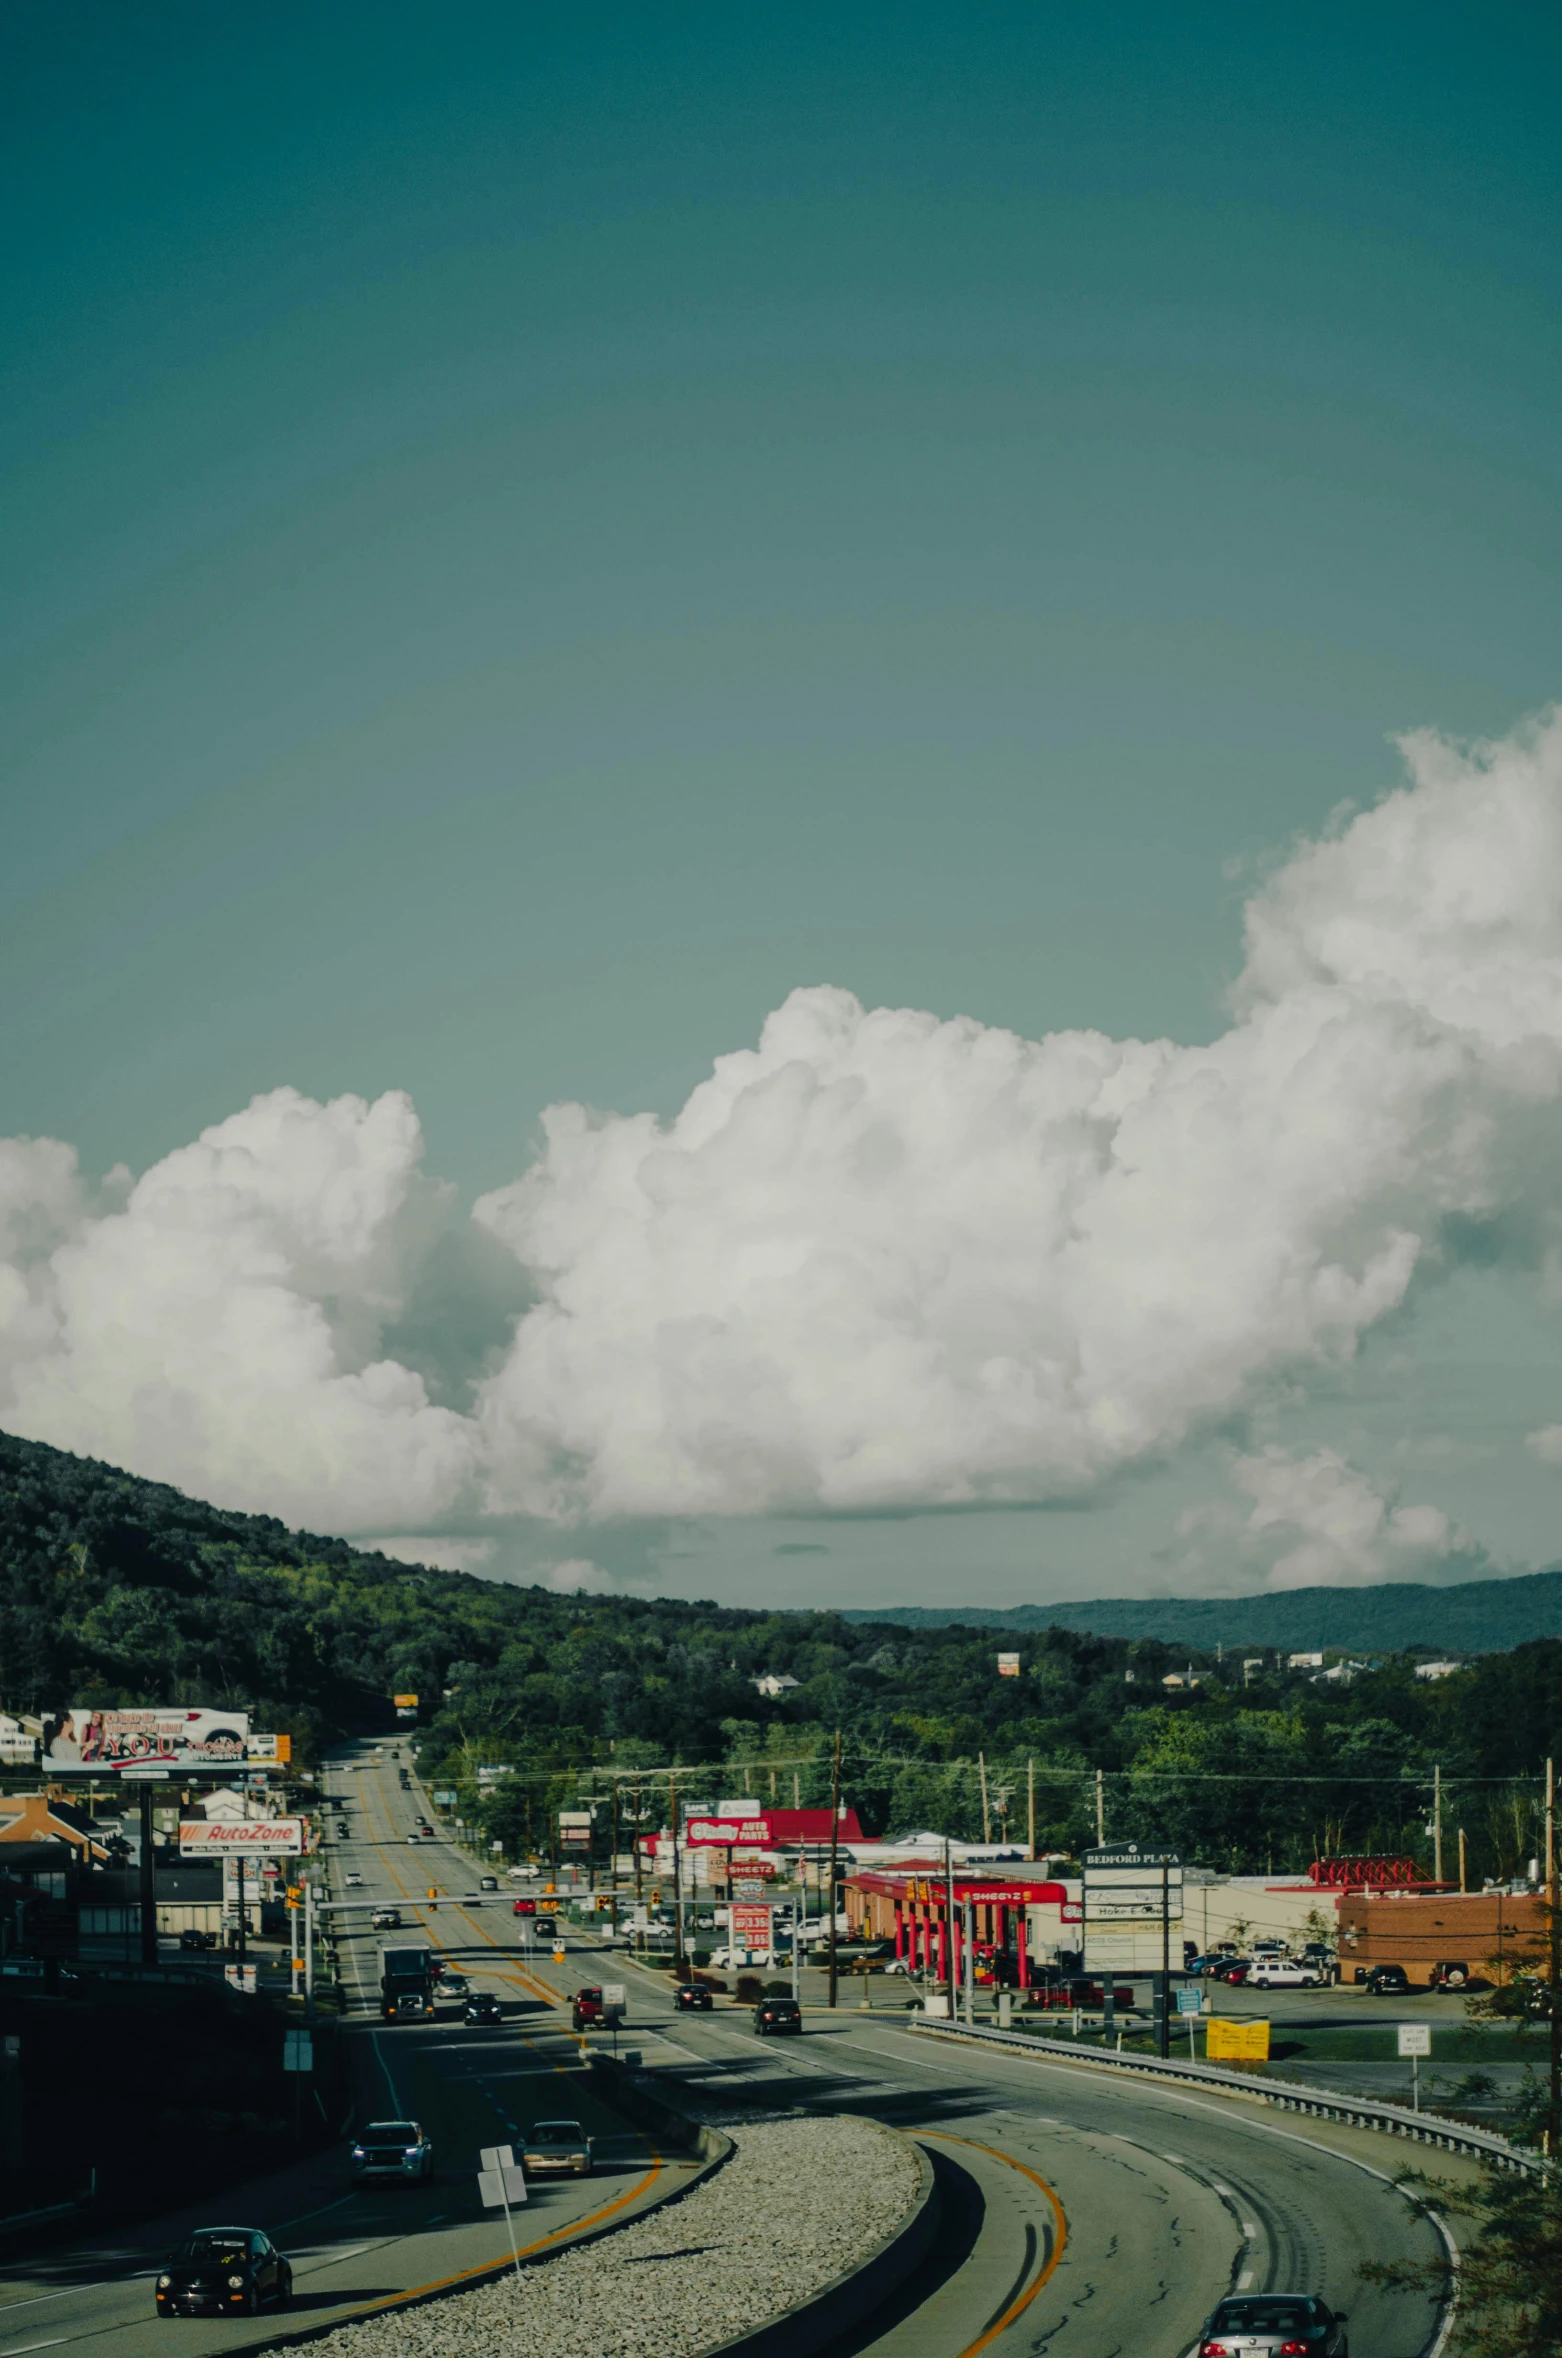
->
xmin=920 ymin=2132 xmax=1068 ymax=2358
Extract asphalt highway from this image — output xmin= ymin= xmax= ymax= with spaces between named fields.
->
xmin=0 ymin=1749 xmax=697 ymax=2358
xmin=0 ymin=1751 xmax=1470 ymax=2358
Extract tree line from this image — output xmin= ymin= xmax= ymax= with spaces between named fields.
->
xmin=4 ymin=1429 xmax=1561 ymax=1879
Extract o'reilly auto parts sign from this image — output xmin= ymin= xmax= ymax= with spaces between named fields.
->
xmin=179 ymin=1818 xmax=307 ymax=1857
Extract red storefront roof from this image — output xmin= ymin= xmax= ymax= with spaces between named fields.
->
xmin=848 ymin=1867 xmax=1068 ymax=1905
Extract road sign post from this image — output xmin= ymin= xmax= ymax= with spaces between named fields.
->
xmin=1398 ymin=2020 xmax=1431 ymax=2111
xmin=478 ymin=2143 xmax=528 ymax=2278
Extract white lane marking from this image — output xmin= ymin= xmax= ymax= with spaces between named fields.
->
xmin=276 ymin=2194 xmax=355 ymax=2232
xmin=1211 ymin=2181 xmax=1236 ymax=2197
xmin=2 ymin=2337 xmax=70 ymax=2353
xmin=1237 ymin=2270 xmax=1254 ymax=2290
xmin=1241 ymin=2221 xmax=1260 ymax=2240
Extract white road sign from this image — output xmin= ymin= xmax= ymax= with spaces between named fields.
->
xmin=1397 ymin=2023 xmax=1431 ymax=2057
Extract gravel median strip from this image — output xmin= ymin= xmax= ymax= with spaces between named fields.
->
xmin=289 ymin=2115 xmax=921 ymax=2358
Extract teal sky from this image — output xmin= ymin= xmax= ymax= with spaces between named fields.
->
xmin=4 ymin=5 xmax=1562 ymax=1604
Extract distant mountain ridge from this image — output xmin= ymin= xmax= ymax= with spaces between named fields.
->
xmin=841 ymin=1568 xmax=1562 ymax=1656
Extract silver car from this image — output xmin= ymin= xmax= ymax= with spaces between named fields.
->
xmin=1199 ymin=2293 xmax=1347 ymax=2357
xmin=349 ymin=2119 xmax=436 ymax=2183
xmin=521 ymin=2119 xmax=593 ymax=2177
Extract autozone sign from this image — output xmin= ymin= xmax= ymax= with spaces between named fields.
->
xmin=179 ymin=1818 xmax=307 ymax=1857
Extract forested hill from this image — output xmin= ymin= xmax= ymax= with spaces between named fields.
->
xmin=6 ymin=1426 xmax=1562 ymax=1879
xmin=842 ymin=1570 xmax=1562 ymax=1656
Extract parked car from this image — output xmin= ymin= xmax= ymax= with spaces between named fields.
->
xmin=178 ymin=1928 xmax=217 ymax=1952
xmin=1431 ymin=1960 xmax=1471 ymax=1989
xmin=1210 ymin=1956 xmax=1253 ymax=1984
xmin=479 ymin=1875 xmax=498 ymax=1890
xmin=755 ymin=1996 xmax=803 ymax=2036
xmin=155 ymin=2228 xmax=292 ymax=2318
xmin=1247 ymin=1961 xmax=1320 ymax=1989
xmin=350 ymin=2120 xmax=436 ymax=2182
xmin=371 ymin=1907 xmax=403 ymax=1930
xmin=465 ymin=1991 xmax=504 ymax=2025
xmin=507 ymin=1863 xmax=541 ymax=1880
xmin=674 ymin=1981 xmax=713 ymax=2011
xmin=1199 ymin=2291 xmax=1347 ymax=2357
xmin=1362 ymin=1963 xmax=1414 ymax=1996
xmin=521 ymin=2120 xmax=593 ymax=2177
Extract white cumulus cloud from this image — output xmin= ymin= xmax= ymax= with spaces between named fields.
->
xmin=475 ymin=711 xmax=1562 ymax=1520
xmin=5 ymin=708 xmax=1562 ymax=1555
xmin=1175 ymin=1447 xmax=1499 ymax=1591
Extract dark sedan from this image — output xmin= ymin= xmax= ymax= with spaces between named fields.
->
xmin=155 ymin=2228 xmax=292 ymax=2317
xmin=674 ymin=1981 xmax=713 ymax=2011
xmin=465 ymin=1991 xmax=504 ymax=2025
xmin=755 ymin=1996 xmax=802 ymax=2035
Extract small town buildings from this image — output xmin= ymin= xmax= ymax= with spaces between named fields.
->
xmin=1337 ymin=1886 xmax=1545 ymax=1986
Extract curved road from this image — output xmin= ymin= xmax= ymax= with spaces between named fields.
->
xmin=1 ymin=1748 xmax=1466 ymax=2358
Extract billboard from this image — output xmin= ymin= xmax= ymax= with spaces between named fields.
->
xmin=179 ymin=1818 xmax=307 ymax=1857
xmin=244 ymin=1734 xmax=292 ymax=1765
xmin=1082 ymin=1842 xmax=1183 ymax=1970
xmin=996 ymin=1653 xmax=1021 ymax=1677
xmin=43 ymin=1707 xmax=249 ymax=1774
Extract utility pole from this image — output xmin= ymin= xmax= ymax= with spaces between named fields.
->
xmin=979 ymin=1753 xmax=991 ymax=1844
xmin=1095 ymin=1768 xmax=1105 ymax=1847
xmin=1027 ymin=1758 xmax=1036 ymax=1862
xmin=1158 ymin=1861 xmax=1172 ymax=2059
xmin=826 ymin=1730 xmax=843 ymax=2009
xmin=138 ymin=1785 xmax=158 ymax=1967
xmin=1548 ymin=1757 xmax=1559 ymax=2162
xmin=1433 ymin=1764 xmax=1443 ymax=1884
xmin=944 ymin=1837 xmax=957 ymax=2020
xmin=669 ymin=1772 xmax=683 ymax=1975
xmin=1458 ymin=1827 xmax=1467 ymax=1894
xmin=633 ymin=1777 xmax=643 ymax=1905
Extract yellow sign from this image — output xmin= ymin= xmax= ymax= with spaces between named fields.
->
xmin=393 ymin=1694 xmax=419 ymax=1708
xmin=1206 ymin=2016 xmax=1271 ymax=2063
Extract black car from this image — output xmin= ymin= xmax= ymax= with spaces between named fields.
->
xmin=755 ymin=1996 xmax=802 ymax=2035
xmin=1362 ymin=1963 xmax=1415 ymax=1995
xmin=178 ymin=1928 xmax=216 ymax=1952
xmin=674 ymin=1982 xmax=714 ymax=2011
xmin=1199 ymin=2291 xmax=1347 ymax=2356
xmin=465 ymin=1991 xmax=504 ymax=2025
xmin=155 ymin=2227 xmax=292 ymax=2317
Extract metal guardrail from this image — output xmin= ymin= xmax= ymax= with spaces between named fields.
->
xmin=910 ymin=2013 xmax=1544 ymax=2175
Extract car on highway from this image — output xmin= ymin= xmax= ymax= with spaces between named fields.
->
xmin=155 ymin=2228 xmax=292 ymax=2317
xmin=432 ymin=1971 xmax=471 ymax=2005
xmin=178 ymin=1928 xmax=217 ymax=1951
xmin=513 ymin=1896 xmax=537 ymax=1916
xmin=345 ymin=1871 xmax=363 ymax=1887
xmin=1247 ymin=1960 xmax=1320 ymax=1989
xmin=572 ymin=1986 xmax=606 ymax=2028
xmin=1199 ymin=2291 xmax=1347 ymax=2355
xmin=755 ymin=1995 xmax=802 ymax=2036
xmin=534 ymin=1915 xmax=557 ymax=1940
xmin=521 ymin=2120 xmax=593 ymax=2177
xmin=407 ymin=1835 xmax=422 ymax=1846
xmin=350 ymin=2119 xmax=436 ymax=2183
xmin=383 ymin=1989 xmax=430 ymax=2022
xmin=420 ymin=1825 xmax=436 ymax=1838
xmin=479 ymin=1874 xmax=498 ymax=1890
xmin=507 ymin=1862 xmax=541 ymax=1880
xmin=465 ymin=1991 xmax=504 ymax=2025
xmin=674 ymin=1981 xmax=713 ymax=2011
xmin=372 ymin=1907 xmax=403 ymax=1930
